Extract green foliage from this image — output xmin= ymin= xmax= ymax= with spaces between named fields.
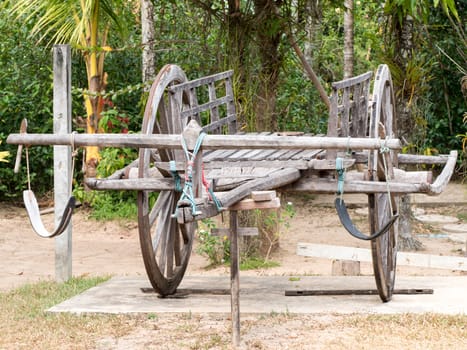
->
xmin=418 ymin=5 xmax=466 ymax=177
xmin=0 ymin=141 xmax=9 ymax=163
xmin=196 ymin=218 xmax=230 ymax=267
xmin=196 ymin=217 xmax=281 ymax=270
xmin=73 ymin=147 xmax=138 ymax=220
xmin=1 ymin=0 xmax=464 ymax=207
xmin=0 ymin=8 xmax=54 ymax=199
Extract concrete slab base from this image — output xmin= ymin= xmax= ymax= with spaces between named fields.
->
xmin=49 ymin=275 xmax=467 ymax=315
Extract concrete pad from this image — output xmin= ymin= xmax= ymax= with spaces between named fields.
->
xmin=49 ymin=275 xmax=467 ymax=315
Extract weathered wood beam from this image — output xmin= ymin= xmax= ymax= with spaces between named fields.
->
xmin=7 ymin=133 xmax=402 ymax=151
xmin=85 ymin=177 xmax=175 ymax=191
xmin=179 ymin=168 xmax=301 ymax=223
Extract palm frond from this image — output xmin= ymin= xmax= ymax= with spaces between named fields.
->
xmin=8 ymin=0 xmax=125 ymax=47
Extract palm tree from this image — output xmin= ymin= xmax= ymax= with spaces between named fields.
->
xmin=8 ymin=0 xmax=127 ymax=177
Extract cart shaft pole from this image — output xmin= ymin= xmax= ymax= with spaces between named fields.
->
xmin=7 ymin=133 xmax=401 ymax=151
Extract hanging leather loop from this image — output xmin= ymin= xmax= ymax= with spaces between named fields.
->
xmin=23 ymin=190 xmax=75 ymax=238
xmin=335 ymin=197 xmax=398 ymax=241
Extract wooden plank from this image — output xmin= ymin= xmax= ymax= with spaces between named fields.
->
xmin=286 ymin=178 xmax=424 ymax=194
xmin=211 ymin=227 xmax=258 ymax=237
xmin=208 ymin=81 xmax=220 ymax=128
xmin=230 ymin=148 xmax=266 ymax=161
xmin=249 ymin=149 xmax=280 ymax=161
xmin=265 ymin=149 xmax=292 ymax=160
xmin=296 ymin=243 xmax=467 ymax=271
xmin=203 ymin=149 xmax=238 ymax=161
xmin=331 ymin=71 xmax=373 ymax=90
xmin=180 ymin=167 xmax=300 ymax=223
xmin=224 ymin=76 xmax=237 ymax=134
xmin=224 ymin=148 xmax=255 ymax=160
xmin=285 ymin=289 xmax=433 ymax=296
xmin=251 ymin=190 xmax=276 ymax=201
xmin=291 ymin=149 xmax=322 ymax=161
xmin=398 ymin=153 xmax=450 ymax=165
xmin=85 ymin=178 xmax=175 ymax=191
xmin=423 ymin=150 xmax=458 ymax=195
xmin=202 ymin=114 xmax=237 ymax=132
xmin=309 ymin=158 xmax=355 ymax=170
xmin=342 ymin=151 xmax=451 ymax=165
xmin=217 ymin=168 xmax=299 ymax=208
xmin=206 ymin=159 xmax=311 ymax=170
xmin=168 ymin=70 xmax=234 ymax=91
xmin=277 ymin=149 xmax=308 ymax=160
xmin=228 ymin=197 xmax=280 ymax=211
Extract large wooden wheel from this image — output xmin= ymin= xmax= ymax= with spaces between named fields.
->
xmin=368 ymin=64 xmax=399 ymax=302
xmin=137 ymin=64 xmax=195 ymax=296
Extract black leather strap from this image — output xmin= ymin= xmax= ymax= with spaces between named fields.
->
xmin=335 ymin=198 xmax=398 ymax=241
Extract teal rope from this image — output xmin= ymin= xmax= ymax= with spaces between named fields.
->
xmin=171 ymin=131 xmax=222 ymax=218
xmin=336 ymin=157 xmax=345 ymax=202
xmin=170 ymin=160 xmax=182 ymax=192
xmin=379 ymin=137 xmax=394 ymax=214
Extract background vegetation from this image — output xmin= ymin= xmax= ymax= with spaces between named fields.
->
xmin=0 ymin=1 xmax=465 ymax=204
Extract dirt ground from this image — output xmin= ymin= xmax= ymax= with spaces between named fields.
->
xmin=1 ymin=192 xmax=466 ymax=349
xmin=1 ymin=193 xmax=466 ymax=291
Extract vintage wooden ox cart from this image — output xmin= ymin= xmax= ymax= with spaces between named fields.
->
xmin=8 ymin=64 xmax=457 ymax=305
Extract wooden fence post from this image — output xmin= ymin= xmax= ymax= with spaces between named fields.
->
xmin=53 ymin=44 xmax=72 ymax=282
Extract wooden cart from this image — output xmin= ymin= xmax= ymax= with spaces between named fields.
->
xmin=7 ymin=64 xmax=457 ymax=303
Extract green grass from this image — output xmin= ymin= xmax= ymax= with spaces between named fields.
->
xmin=0 ymin=276 xmax=134 ymax=350
xmin=1 ymin=276 xmax=111 ymax=316
xmin=457 ymin=212 xmax=467 ymax=222
xmin=240 ymin=257 xmax=280 ymax=270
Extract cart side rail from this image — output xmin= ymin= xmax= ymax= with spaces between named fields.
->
xmin=168 ymin=70 xmax=237 ymax=135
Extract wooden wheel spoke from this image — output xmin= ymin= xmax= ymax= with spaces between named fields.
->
xmin=152 ymin=193 xmax=173 ymax=252
xmin=165 ymin=220 xmax=176 ymax=278
xmin=180 ymin=223 xmax=190 ymax=245
xmin=149 ymin=191 xmax=170 ymax=227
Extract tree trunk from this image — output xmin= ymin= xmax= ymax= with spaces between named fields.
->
xmin=83 ymin=8 xmax=107 ymax=179
xmin=397 ymin=194 xmax=423 ymax=251
xmin=303 ymin=0 xmax=322 ymax=69
xmin=141 ymin=0 xmax=156 ymax=85
xmin=253 ymin=0 xmax=283 ymax=131
xmin=393 ymin=15 xmax=422 ymax=250
xmin=395 ymin=15 xmax=415 ymax=143
xmin=343 ymin=0 xmax=354 ymax=79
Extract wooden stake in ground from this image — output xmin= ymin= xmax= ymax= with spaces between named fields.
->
xmin=53 ymin=44 xmax=73 ymax=282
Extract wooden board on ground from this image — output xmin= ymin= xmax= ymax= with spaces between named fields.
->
xmin=297 ymin=243 xmax=467 ymax=271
